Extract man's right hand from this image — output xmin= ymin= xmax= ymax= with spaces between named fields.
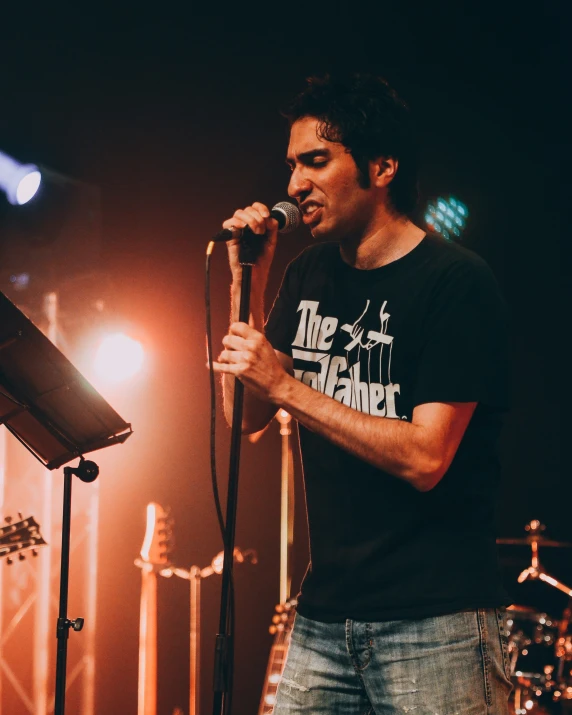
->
xmin=219 ymin=201 xmax=284 ymax=430
xmin=222 ymin=202 xmax=279 ymax=294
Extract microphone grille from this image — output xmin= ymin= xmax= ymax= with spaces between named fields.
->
xmin=272 ymin=201 xmax=301 ymax=234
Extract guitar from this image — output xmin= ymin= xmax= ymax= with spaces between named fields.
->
xmin=135 ymin=503 xmax=173 ymax=715
xmin=0 ymin=515 xmax=46 ymax=562
xmin=258 ymin=600 xmax=297 ymax=714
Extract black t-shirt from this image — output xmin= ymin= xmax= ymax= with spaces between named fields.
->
xmin=265 ymin=234 xmax=510 ymax=622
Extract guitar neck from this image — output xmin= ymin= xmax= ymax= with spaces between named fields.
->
xmin=138 ymin=568 xmax=157 ymax=715
xmin=259 ymin=632 xmax=290 ymax=714
xmin=258 ymin=601 xmax=296 ymax=715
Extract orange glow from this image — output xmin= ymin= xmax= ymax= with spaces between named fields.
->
xmin=94 ymin=333 xmax=145 ymax=383
xmin=140 ymin=503 xmax=158 ymax=562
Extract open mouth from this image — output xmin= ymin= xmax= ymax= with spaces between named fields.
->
xmin=301 ymin=202 xmax=323 ymax=225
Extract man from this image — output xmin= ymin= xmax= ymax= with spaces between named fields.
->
xmin=212 ymin=74 xmax=512 ymax=714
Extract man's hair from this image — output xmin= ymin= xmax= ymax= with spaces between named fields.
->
xmin=282 ymin=74 xmax=419 ymax=215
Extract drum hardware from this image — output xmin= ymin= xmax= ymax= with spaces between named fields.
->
xmin=506 ymin=607 xmax=558 ymax=687
xmin=554 ymin=603 xmax=572 ymax=701
xmin=502 ymin=520 xmax=572 ymax=598
xmin=500 ymin=521 xmax=572 ymax=713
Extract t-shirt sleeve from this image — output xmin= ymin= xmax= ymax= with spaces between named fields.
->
xmin=412 ymin=259 xmax=510 ymax=410
xmin=264 ymin=259 xmax=299 ymax=356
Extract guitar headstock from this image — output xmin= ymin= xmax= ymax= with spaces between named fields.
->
xmin=269 ymin=599 xmax=297 ymax=636
xmin=0 ymin=515 xmax=46 ymax=564
xmin=138 ymin=503 xmax=173 ymax=570
xmin=275 ymin=409 xmax=291 ymax=426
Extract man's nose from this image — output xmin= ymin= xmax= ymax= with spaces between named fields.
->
xmin=287 ymin=168 xmax=312 ymax=199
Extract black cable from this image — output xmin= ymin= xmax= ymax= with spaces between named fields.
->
xmin=206 ymin=242 xmax=226 ymax=538
xmin=205 ymin=241 xmax=235 ymax=714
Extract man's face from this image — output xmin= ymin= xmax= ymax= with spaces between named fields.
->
xmin=286 ymin=116 xmax=378 ymax=240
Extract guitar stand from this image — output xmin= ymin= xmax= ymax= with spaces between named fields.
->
xmin=160 ymin=547 xmax=257 ymax=715
xmin=55 ymin=458 xmax=100 ymax=715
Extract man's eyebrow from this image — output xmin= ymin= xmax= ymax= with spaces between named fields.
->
xmin=285 ymin=149 xmax=331 ymax=167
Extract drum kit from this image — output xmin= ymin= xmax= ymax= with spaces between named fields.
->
xmin=499 ymin=520 xmax=572 ymax=714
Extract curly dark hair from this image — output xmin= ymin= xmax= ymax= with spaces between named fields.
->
xmin=282 ymin=74 xmax=419 ymax=216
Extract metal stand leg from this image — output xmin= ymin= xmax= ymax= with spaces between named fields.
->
xmin=55 ymin=470 xmax=76 ymax=715
xmin=54 ymin=460 xmax=98 ymax=715
xmin=190 ymin=567 xmax=201 ymax=715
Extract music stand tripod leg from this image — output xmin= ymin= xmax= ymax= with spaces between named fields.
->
xmin=54 ymin=460 xmax=99 ymax=715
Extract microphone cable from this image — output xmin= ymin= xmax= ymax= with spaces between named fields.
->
xmin=205 ymin=240 xmax=226 ymax=538
xmin=205 ymin=239 xmax=235 ymax=715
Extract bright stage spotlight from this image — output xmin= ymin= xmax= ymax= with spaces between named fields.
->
xmin=0 ymin=151 xmax=42 ymax=205
xmin=94 ymin=333 xmax=145 ymax=384
xmin=425 ymin=196 xmax=468 ymax=241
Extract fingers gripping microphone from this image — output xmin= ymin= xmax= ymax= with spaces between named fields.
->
xmin=213 ymin=202 xmax=301 ymax=242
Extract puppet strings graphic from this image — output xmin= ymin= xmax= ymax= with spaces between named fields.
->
xmin=290 ymin=299 xmax=403 ymax=419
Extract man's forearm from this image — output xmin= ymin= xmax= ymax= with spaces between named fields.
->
xmin=214 ymin=320 xmax=474 ymax=489
xmin=273 ymin=374 xmax=447 ymax=491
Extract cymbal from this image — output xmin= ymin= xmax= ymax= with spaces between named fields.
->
xmin=497 ymin=536 xmax=572 ymax=547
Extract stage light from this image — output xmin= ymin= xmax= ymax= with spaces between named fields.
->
xmin=425 ymin=196 xmax=468 ymax=241
xmin=0 ymin=151 xmax=42 ymax=205
xmin=93 ymin=333 xmax=145 ymax=384
xmin=8 ymin=272 xmax=31 ymax=291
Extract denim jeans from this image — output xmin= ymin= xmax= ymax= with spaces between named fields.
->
xmin=274 ymin=609 xmax=513 ymax=714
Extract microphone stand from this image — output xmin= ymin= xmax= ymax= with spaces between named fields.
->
xmin=212 ymin=233 xmax=265 ymax=715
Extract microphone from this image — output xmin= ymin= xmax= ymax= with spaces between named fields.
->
xmin=212 ymin=201 xmax=301 ymax=242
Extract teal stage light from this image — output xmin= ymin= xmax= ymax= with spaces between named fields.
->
xmin=425 ymin=196 xmax=468 ymax=241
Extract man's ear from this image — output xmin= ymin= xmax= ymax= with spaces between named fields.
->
xmin=371 ymin=157 xmax=398 ymax=188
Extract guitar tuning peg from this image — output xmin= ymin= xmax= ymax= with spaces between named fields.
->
xmin=272 ymin=614 xmax=281 ymax=624
xmin=269 ymin=625 xmax=277 ymax=635
xmin=18 ymin=512 xmax=23 ymax=520
xmin=18 ymin=553 xmax=25 ymax=561
xmin=6 ymin=557 xmax=13 ymax=565
xmin=5 ymin=516 xmax=12 ymax=524
xmin=32 ymin=549 xmax=38 ymax=557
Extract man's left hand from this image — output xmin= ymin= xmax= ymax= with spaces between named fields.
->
xmin=211 ymin=322 xmax=289 ymax=403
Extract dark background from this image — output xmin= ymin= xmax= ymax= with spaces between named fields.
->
xmin=0 ymin=3 xmax=566 ymax=713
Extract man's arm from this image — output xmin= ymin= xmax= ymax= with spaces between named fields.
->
xmin=223 ymin=342 xmax=292 ymax=433
xmin=278 ymin=368 xmax=475 ymax=492
xmin=219 ymin=202 xmax=285 ymax=432
xmin=214 ymin=322 xmax=476 ymax=492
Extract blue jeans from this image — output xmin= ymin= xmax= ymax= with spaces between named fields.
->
xmin=274 ymin=609 xmax=513 ymax=714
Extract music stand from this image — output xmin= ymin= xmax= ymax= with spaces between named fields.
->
xmin=0 ymin=291 xmax=132 ymax=715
